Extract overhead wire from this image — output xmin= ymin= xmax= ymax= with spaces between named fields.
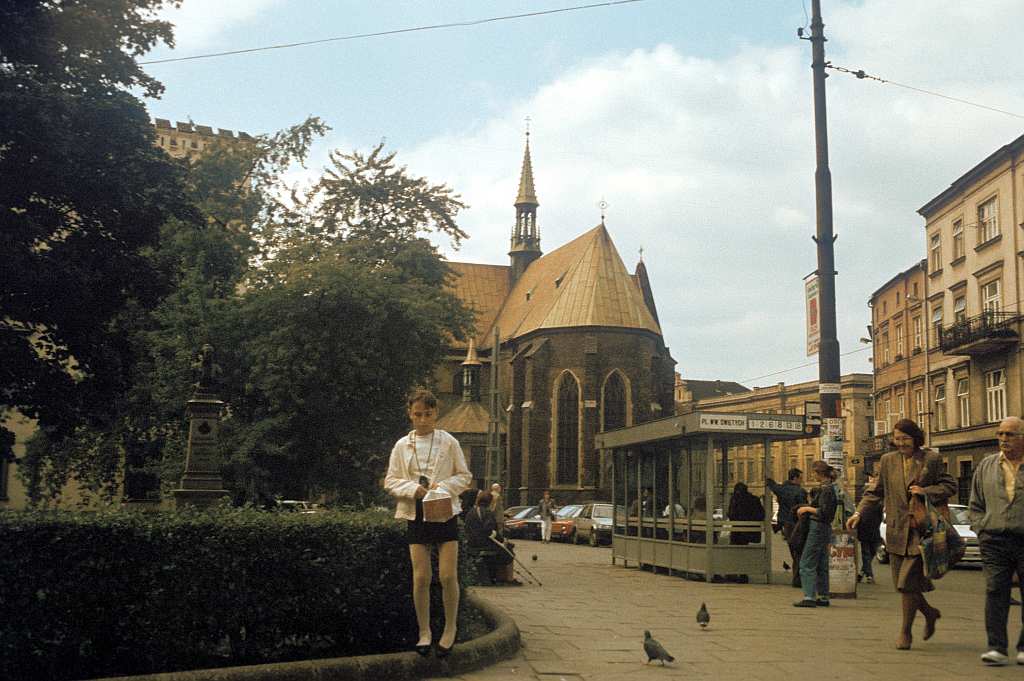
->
xmin=825 ymin=63 xmax=1024 ymax=121
xmin=140 ymin=0 xmax=650 ymax=66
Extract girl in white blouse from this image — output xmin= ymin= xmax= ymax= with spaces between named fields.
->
xmin=384 ymin=389 xmax=472 ymax=658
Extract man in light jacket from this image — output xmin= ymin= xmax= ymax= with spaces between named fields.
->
xmin=969 ymin=416 xmax=1024 ymax=666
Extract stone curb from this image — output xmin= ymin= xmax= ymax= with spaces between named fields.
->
xmin=87 ymin=590 xmax=520 ymax=681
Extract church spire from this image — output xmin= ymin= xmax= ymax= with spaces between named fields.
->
xmin=509 ymin=125 xmax=541 ymax=284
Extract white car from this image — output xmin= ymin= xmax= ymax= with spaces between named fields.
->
xmin=876 ymin=503 xmax=980 ymax=564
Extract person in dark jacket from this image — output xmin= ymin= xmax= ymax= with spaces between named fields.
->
xmin=857 ymin=474 xmax=883 ymax=584
xmin=794 ymin=460 xmax=839 ymax=607
xmin=727 ymin=482 xmax=765 ymax=545
xmin=463 ymin=491 xmax=513 ymax=584
xmin=768 ymin=468 xmax=808 ymax=587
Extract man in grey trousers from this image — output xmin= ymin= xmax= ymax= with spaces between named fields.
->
xmin=969 ymin=416 xmax=1024 ymax=666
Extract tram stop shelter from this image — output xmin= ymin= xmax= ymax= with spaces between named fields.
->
xmin=594 ymin=410 xmax=821 ymax=584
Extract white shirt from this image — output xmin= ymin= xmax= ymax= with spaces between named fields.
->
xmin=383 ymin=429 xmax=472 ymax=520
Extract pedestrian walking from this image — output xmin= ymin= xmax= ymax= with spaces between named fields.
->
xmin=793 ymin=460 xmax=838 ymax=608
xmin=538 ymin=490 xmax=556 ymax=543
xmin=384 ymin=389 xmax=472 ymax=658
xmin=848 ymin=418 xmax=956 ymax=650
xmin=968 ymin=416 xmax=1024 ymax=666
xmin=857 ymin=474 xmax=883 ymax=584
xmin=768 ymin=468 xmax=809 ymax=587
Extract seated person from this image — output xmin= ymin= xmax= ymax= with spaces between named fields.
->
xmin=463 ymin=491 xmax=514 ymax=584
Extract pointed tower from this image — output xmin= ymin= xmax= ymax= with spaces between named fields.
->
xmin=460 ymin=338 xmax=482 ymax=402
xmin=509 ymin=131 xmax=542 ymax=283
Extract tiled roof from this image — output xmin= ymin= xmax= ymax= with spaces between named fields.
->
xmin=436 ymin=401 xmax=504 ymax=434
xmin=447 ymin=262 xmax=510 ymax=348
xmin=487 ymin=224 xmax=662 ymax=341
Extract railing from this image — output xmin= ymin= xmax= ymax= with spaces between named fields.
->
xmin=939 ymin=310 xmax=1020 ymax=352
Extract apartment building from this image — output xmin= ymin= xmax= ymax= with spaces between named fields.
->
xmin=917 ymin=132 xmax=1024 ymax=504
xmin=681 ymin=374 xmax=873 ymax=499
xmin=866 ymin=261 xmax=929 ymax=465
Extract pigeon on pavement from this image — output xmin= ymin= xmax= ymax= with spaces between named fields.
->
xmin=643 ymin=630 xmax=675 ymax=665
xmin=697 ymin=603 xmax=710 ymax=629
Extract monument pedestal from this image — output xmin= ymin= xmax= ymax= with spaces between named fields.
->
xmin=173 ymin=389 xmax=229 ymax=510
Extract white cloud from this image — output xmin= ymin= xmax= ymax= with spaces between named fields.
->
xmin=313 ymin=1 xmax=1024 ymax=386
xmin=158 ymin=0 xmax=284 ymax=53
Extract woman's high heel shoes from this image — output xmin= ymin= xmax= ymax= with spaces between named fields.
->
xmin=436 ymin=642 xmax=454 ymax=659
xmin=415 ymin=643 xmax=431 ymax=657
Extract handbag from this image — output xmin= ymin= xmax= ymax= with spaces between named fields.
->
xmin=917 ymin=495 xmax=966 ymax=579
xmin=422 ymin=488 xmax=454 ymax=523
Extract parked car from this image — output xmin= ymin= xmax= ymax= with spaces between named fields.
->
xmin=575 ymin=502 xmax=614 ymax=546
xmin=550 ymin=504 xmax=586 ymax=542
xmin=277 ymin=500 xmax=321 ymax=514
xmin=504 ymin=505 xmax=541 ymax=539
xmin=876 ymin=503 xmax=980 ymax=565
xmin=503 ymin=505 xmax=532 ymax=521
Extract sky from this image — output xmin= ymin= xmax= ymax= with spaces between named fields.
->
xmin=140 ymin=0 xmax=1024 ymax=388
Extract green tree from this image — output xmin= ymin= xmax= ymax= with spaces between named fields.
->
xmin=0 ymin=0 xmax=190 ymax=450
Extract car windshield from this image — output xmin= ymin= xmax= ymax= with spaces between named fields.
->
xmin=512 ymin=506 xmax=538 ymax=519
xmin=949 ymin=505 xmax=970 ymax=525
xmin=592 ymin=504 xmax=613 ymax=518
xmin=556 ymin=504 xmax=584 ymax=518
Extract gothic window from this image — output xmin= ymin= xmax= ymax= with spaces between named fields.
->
xmin=555 ymin=372 xmax=580 ymax=485
xmin=602 ymin=371 xmax=627 ymax=431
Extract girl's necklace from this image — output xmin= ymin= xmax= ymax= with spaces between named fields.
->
xmin=412 ymin=430 xmax=436 ymax=484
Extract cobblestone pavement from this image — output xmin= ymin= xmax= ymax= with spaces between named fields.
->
xmin=426 ymin=536 xmax=1022 ymax=681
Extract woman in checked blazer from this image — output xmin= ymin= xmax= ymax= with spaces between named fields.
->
xmin=848 ymin=418 xmax=956 ymax=650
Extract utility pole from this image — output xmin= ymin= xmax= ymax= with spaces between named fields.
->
xmin=807 ymin=0 xmax=843 ymax=471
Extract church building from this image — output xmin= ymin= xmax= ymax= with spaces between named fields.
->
xmin=435 ymin=136 xmax=676 ymax=506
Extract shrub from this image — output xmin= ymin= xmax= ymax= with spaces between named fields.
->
xmin=0 ymin=506 xmax=482 ymax=680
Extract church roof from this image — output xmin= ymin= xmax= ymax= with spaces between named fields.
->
xmin=436 ymin=400 xmax=505 ymax=435
xmin=487 ymin=224 xmax=662 ymax=342
xmin=447 ymin=261 xmax=510 ymax=349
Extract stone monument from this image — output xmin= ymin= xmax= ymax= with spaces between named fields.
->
xmin=173 ymin=344 xmax=230 ymax=509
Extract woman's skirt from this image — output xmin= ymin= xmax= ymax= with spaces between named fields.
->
xmin=890 ymin=553 xmax=934 ymax=593
xmin=407 ymin=498 xmax=459 ymax=545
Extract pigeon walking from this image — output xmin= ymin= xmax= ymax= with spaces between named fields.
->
xmin=643 ymin=630 xmax=675 ymax=665
xmin=696 ymin=602 xmax=710 ymax=629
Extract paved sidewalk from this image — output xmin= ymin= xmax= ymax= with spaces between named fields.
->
xmin=430 ymin=539 xmax=1021 ymax=681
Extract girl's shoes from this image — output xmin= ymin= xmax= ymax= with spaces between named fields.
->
xmin=415 ymin=643 xmax=431 ymax=657
xmin=437 ymin=642 xmax=454 ymax=658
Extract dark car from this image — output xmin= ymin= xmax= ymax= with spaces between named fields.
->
xmin=504 ymin=505 xmax=541 ymax=539
xmin=575 ymin=502 xmax=615 ymax=546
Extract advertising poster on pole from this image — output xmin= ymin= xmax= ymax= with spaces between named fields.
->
xmin=821 ymin=416 xmax=844 ymax=470
xmin=805 ymin=276 xmax=820 ymax=357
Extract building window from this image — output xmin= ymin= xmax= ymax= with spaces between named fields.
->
xmin=913 ymin=282 xmax=919 ymax=298
xmin=978 ymin=196 xmax=999 ymax=243
xmin=884 ymin=398 xmax=892 ymax=424
xmin=896 ymin=291 xmax=901 ymax=305
xmin=957 ymin=378 xmax=970 ymax=428
xmin=929 ymin=233 xmax=942 ymax=272
xmin=895 ymin=324 xmax=904 ymax=358
xmin=952 ymin=219 xmax=964 ymax=259
xmin=897 ymin=394 xmax=906 ymax=420
xmin=915 ymin=388 xmax=925 ymax=424
xmin=953 ymin=296 xmax=967 ymax=323
xmin=554 ymin=372 xmax=580 ymax=486
xmin=933 ymin=384 xmax=947 ymax=431
xmin=882 ymin=331 xmax=890 ymax=364
xmin=931 ymin=305 xmax=943 ymax=347
xmin=981 ymin=279 xmax=1001 ymax=313
xmin=986 ymin=369 xmax=1006 ymax=423
xmin=602 ymin=371 xmax=627 ymax=431
xmin=912 ymin=316 xmax=922 ymax=351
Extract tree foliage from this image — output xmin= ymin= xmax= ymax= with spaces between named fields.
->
xmin=1 ymin=1 xmax=190 ymax=446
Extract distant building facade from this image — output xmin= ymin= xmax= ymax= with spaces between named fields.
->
xmin=152 ymin=119 xmax=253 ymax=160
xmin=680 ymin=374 xmax=873 ymax=499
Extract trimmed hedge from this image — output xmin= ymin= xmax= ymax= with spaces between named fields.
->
xmin=0 ymin=507 xmax=483 ymax=680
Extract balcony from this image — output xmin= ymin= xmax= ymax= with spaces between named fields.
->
xmin=939 ymin=311 xmax=1021 ymax=356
